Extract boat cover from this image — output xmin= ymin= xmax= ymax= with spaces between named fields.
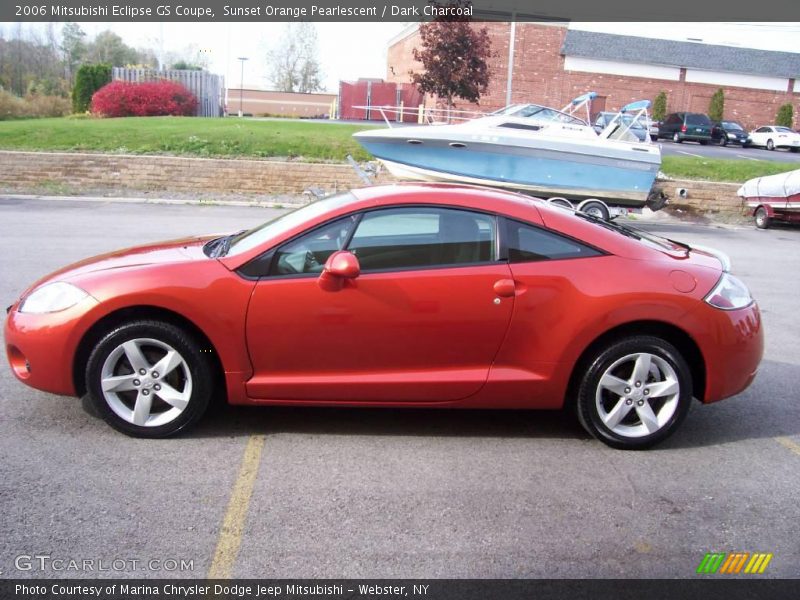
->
xmin=737 ymin=168 xmax=800 ymax=199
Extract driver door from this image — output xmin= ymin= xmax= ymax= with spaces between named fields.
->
xmin=244 ymin=206 xmax=515 ymax=403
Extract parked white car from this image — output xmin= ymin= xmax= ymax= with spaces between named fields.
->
xmin=748 ymin=126 xmax=800 ymax=152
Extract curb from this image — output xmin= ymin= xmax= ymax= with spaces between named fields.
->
xmin=0 ymin=193 xmax=301 ymax=209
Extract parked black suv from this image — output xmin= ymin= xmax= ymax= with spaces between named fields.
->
xmin=658 ymin=112 xmax=713 ymax=144
xmin=711 ymin=120 xmax=751 ymax=146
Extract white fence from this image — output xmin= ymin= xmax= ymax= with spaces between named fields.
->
xmin=112 ymin=67 xmax=225 ymax=117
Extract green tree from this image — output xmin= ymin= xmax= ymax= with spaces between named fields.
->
xmin=86 ymin=31 xmax=139 ymax=67
xmin=71 ymin=63 xmax=111 ymax=113
xmin=652 ymin=91 xmax=667 ymax=121
xmin=60 ymin=22 xmax=86 ymax=80
xmin=708 ymin=88 xmax=724 ymax=122
xmin=776 ymin=103 xmax=794 ymax=128
xmin=170 ymin=60 xmax=203 ymax=71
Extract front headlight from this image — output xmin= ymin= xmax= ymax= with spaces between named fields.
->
xmin=727 ymin=133 xmax=736 ymax=139
xmin=704 ymin=273 xmax=753 ymax=310
xmin=18 ymin=282 xmax=89 ymax=314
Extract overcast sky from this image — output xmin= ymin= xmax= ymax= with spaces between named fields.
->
xmin=2 ymin=21 xmax=799 ymax=93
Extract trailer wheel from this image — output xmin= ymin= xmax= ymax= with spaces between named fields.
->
xmin=579 ymin=200 xmax=611 ymax=221
xmin=754 ymin=207 xmax=771 ymax=230
xmin=547 ymin=197 xmax=574 ymax=210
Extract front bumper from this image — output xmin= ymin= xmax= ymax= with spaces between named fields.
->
xmin=4 ymin=296 xmax=99 ymax=396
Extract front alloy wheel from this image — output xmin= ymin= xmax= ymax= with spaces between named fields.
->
xmin=86 ymin=320 xmax=213 ymax=437
xmin=576 ymin=336 xmax=692 ymax=449
xmin=672 ymin=133 xmax=682 ymax=143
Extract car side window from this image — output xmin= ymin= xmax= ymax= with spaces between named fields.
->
xmin=505 ymin=219 xmax=601 ymax=262
xmin=347 ymin=207 xmax=495 ymax=271
xmin=756 ymin=127 xmax=770 ymax=133
xmin=270 ymin=215 xmax=358 ymax=276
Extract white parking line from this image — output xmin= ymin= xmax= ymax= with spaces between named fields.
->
xmin=737 ymin=154 xmax=763 ymax=161
xmin=677 ymin=150 xmax=703 ymax=158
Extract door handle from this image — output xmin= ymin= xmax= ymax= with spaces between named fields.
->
xmin=493 ymin=279 xmax=516 ymax=298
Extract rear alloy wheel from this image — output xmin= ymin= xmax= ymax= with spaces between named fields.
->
xmin=86 ymin=320 xmax=213 ymax=437
xmin=754 ymin=207 xmax=771 ymax=230
xmin=576 ymin=336 xmax=692 ymax=449
xmin=766 ymin=139 xmax=775 ymax=151
xmin=718 ymin=136 xmax=728 ymax=146
xmin=672 ymin=133 xmax=682 ymax=143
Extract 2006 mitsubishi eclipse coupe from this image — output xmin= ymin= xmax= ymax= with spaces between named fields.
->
xmin=5 ymin=184 xmax=763 ymax=449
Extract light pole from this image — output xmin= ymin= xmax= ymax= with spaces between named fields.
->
xmin=237 ymin=57 xmax=248 ymax=117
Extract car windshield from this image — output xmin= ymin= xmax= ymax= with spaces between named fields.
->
xmin=686 ymin=114 xmax=711 ymax=126
xmin=722 ymin=121 xmax=743 ymax=131
xmin=224 ymin=192 xmax=356 ymax=257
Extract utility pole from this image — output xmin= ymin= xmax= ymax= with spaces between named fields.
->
xmin=237 ymin=56 xmax=248 ymax=117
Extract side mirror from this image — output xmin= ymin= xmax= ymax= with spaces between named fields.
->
xmin=318 ymin=250 xmax=360 ymax=291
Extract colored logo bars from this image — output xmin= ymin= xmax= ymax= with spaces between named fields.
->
xmin=696 ymin=552 xmax=773 ymax=574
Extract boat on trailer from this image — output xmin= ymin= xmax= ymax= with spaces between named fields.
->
xmin=353 ymin=95 xmax=664 ymax=218
xmin=738 ymin=168 xmax=800 ymax=229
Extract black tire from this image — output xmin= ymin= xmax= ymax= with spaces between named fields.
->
xmin=650 ymin=135 xmax=658 ymax=142
xmin=575 ymin=336 xmax=692 ymax=450
xmin=766 ymin=139 xmax=775 ymax=151
xmin=672 ymin=133 xmax=682 ymax=143
xmin=579 ymin=200 xmax=610 ymax=221
xmin=791 ymin=147 xmax=799 ymax=153
xmin=754 ymin=206 xmax=771 ymax=230
xmin=718 ymin=136 xmax=727 ymax=146
xmin=85 ymin=320 xmax=213 ymax=438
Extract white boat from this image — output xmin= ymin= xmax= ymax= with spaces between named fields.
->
xmin=738 ymin=169 xmax=800 ymax=228
xmin=353 ymin=96 xmax=663 ymax=208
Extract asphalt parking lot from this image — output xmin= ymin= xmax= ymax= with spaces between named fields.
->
xmin=1 ymin=197 xmax=799 ymax=579
xmin=659 ymin=138 xmax=800 ymax=163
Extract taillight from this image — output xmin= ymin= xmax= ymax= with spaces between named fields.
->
xmin=705 ymin=273 xmax=753 ymax=311
xmin=681 ymin=125 xmax=687 ymax=132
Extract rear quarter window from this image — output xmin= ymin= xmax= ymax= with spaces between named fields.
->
xmin=505 ymin=219 xmax=601 ymax=262
xmin=686 ymin=114 xmax=711 ymax=126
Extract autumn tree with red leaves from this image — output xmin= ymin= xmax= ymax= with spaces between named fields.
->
xmin=410 ymin=1 xmax=492 ymax=111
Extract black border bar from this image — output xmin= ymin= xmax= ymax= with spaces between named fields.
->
xmin=2 ymin=579 xmax=800 ymax=600
xmin=4 ymin=0 xmax=800 ymax=22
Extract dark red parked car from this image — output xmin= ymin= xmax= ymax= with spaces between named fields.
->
xmin=4 ymin=184 xmax=763 ymax=449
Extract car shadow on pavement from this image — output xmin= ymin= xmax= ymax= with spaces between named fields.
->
xmin=188 ymin=403 xmax=590 ymax=442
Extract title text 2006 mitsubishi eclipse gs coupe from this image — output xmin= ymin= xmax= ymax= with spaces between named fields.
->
xmin=4 ymin=184 xmax=763 ymax=449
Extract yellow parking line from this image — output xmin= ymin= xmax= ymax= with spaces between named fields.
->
xmin=775 ymin=436 xmax=800 ymax=456
xmin=207 ymin=435 xmax=266 ymax=579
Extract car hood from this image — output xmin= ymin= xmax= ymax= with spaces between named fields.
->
xmin=23 ymin=235 xmax=215 ymax=295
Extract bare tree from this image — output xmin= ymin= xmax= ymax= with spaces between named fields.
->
xmin=267 ymin=23 xmax=323 ymax=93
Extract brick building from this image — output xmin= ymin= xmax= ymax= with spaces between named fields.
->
xmin=386 ymin=23 xmax=800 ymax=128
